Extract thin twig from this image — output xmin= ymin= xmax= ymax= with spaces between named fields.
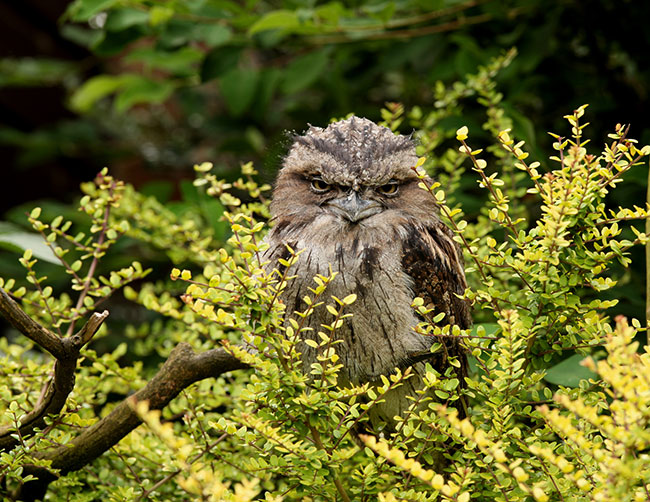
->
xmin=67 ymin=185 xmax=113 ymax=336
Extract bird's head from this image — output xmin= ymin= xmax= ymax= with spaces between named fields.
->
xmin=271 ymin=117 xmax=438 ymax=233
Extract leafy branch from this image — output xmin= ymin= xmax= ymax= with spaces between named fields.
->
xmin=0 ymin=290 xmax=248 ymax=501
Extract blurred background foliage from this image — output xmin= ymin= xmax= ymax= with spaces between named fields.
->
xmin=1 ymin=0 xmax=649 ymax=323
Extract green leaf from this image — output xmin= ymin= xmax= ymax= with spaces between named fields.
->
xmin=315 ymin=3 xmax=347 ymax=24
xmin=251 ymin=67 xmax=282 ymax=118
xmin=544 ymin=354 xmax=598 ymax=388
xmin=219 ymin=68 xmax=259 ymax=117
xmin=178 ymin=179 xmax=200 ymax=205
xmin=281 ymin=49 xmax=329 ymax=94
xmin=201 ymin=47 xmax=242 ymax=82
xmin=149 ymin=5 xmax=175 ymax=26
xmin=124 ymin=46 xmax=203 ymax=74
xmin=60 ymin=24 xmax=105 ymax=49
xmin=69 ymin=74 xmax=131 ymax=112
xmin=92 ymin=26 xmax=144 ymax=57
xmin=201 ymin=199 xmax=230 ymax=240
xmin=0 ymin=224 xmax=60 ymax=265
xmin=470 ymin=323 xmax=501 ymax=337
xmin=105 ymin=8 xmax=150 ymax=31
xmin=158 ymin=18 xmax=196 ymax=48
xmin=190 ymin=24 xmax=232 ymax=48
xmin=362 ymin=1 xmax=396 ymax=23
xmin=114 ymin=77 xmax=175 ymax=113
xmin=434 ymin=389 xmax=450 ymax=399
xmin=140 ymin=180 xmax=174 ymax=203
xmin=66 ymin=0 xmax=119 ymax=22
xmin=248 ymin=10 xmax=300 ymax=35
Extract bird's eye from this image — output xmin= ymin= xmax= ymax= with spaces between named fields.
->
xmin=310 ymin=177 xmax=331 ymax=193
xmin=376 ymin=182 xmax=399 ymax=196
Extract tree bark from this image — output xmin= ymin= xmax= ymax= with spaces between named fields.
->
xmin=0 ymin=289 xmax=108 ymax=452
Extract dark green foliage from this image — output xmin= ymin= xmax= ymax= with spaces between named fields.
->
xmin=3 ymin=1 xmax=649 ymax=183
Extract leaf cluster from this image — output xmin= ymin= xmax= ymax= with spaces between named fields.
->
xmin=2 ymin=54 xmax=650 ymax=501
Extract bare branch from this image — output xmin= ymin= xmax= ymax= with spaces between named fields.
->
xmin=0 ymin=288 xmax=65 ymax=359
xmin=0 ymin=298 xmax=108 ymax=453
xmin=73 ymin=310 xmax=109 ymax=346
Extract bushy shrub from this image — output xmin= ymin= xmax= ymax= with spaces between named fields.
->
xmin=2 ymin=53 xmax=650 ymax=501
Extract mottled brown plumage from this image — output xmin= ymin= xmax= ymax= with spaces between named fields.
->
xmin=264 ymin=117 xmax=470 ymax=427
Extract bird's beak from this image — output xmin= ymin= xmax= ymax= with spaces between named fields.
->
xmin=327 ymin=191 xmax=382 ymax=223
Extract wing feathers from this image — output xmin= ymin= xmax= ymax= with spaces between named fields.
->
xmin=402 ymin=223 xmax=471 ymax=329
xmin=401 ymin=222 xmax=471 ymax=417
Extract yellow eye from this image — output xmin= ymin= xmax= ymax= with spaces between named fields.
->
xmin=376 ymin=182 xmax=399 ymax=196
xmin=310 ymin=177 xmax=331 ymax=193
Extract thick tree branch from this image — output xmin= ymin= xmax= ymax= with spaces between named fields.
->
xmin=16 ymin=343 xmax=248 ymax=501
xmin=41 ymin=344 xmax=247 ymax=472
xmin=0 ymin=290 xmax=108 ymax=453
xmin=0 ymin=288 xmax=66 ymax=359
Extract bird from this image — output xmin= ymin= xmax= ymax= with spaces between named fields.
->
xmin=263 ymin=116 xmax=471 ymax=429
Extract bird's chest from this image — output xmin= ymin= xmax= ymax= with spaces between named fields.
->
xmin=280 ymin=234 xmax=431 ymax=382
